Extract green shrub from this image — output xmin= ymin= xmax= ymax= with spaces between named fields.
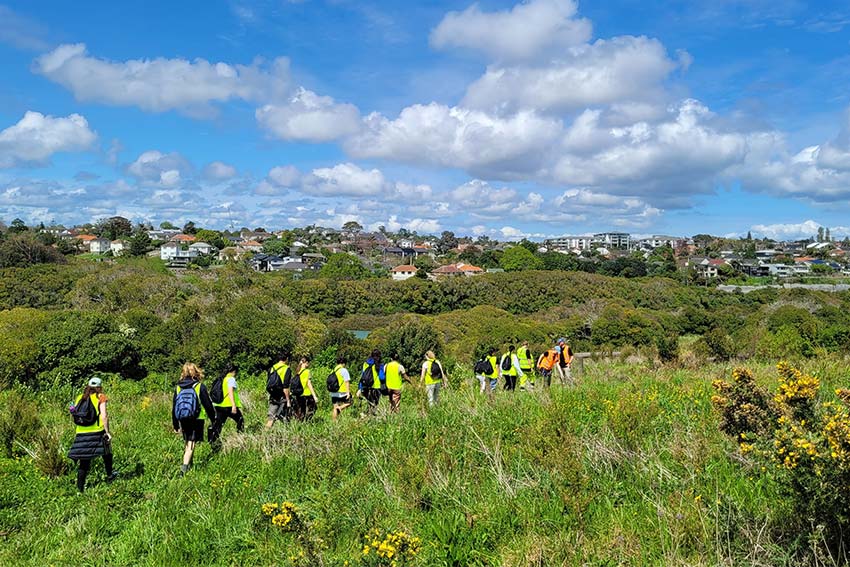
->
xmin=369 ymin=316 xmax=442 ymax=372
xmin=698 ymin=327 xmax=736 ymax=361
xmin=0 ymin=390 xmax=43 ymax=457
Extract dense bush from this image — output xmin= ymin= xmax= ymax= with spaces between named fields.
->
xmin=712 ymin=363 xmax=850 ymax=552
xmin=368 ymin=315 xmax=442 ymax=372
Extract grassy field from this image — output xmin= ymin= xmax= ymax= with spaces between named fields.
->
xmin=2 ymin=357 xmax=843 ymax=566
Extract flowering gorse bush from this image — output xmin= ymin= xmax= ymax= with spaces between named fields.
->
xmin=261 ymin=501 xmax=325 ymax=566
xmin=360 ymin=528 xmax=421 ymax=567
xmin=712 ymin=362 xmax=850 ymax=551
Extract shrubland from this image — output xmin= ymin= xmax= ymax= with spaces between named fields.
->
xmin=3 ymin=259 xmax=850 ymax=563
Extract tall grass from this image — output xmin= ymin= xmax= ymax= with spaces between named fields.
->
xmin=2 ymin=358 xmax=844 ymax=565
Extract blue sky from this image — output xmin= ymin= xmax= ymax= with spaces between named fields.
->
xmin=1 ymin=0 xmax=850 ymax=240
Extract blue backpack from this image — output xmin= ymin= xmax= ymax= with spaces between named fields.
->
xmin=174 ymin=384 xmax=200 ymax=420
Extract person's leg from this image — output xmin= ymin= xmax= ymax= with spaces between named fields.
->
xmin=77 ymin=459 xmax=91 ymax=492
xmin=183 ymin=441 xmax=195 ymax=467
xmin=305 ymin=398 xmax=316 ymax=421
xmin=391 ymin=390 xmax=401 ymax=412
xmin=564 ymin=364 xmax=573 ymax=385
xmin=234 ymin=409 xmax=245 ymax=432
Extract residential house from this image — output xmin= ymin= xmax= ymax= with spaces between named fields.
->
xmin=170 ymin=233 xmax=196 ymax=244
xmin=687 ymin=257 xmax=726 ymax=279
xmin=545 ymin=235 xmax=593 ymax=252
xmin=89 ymin=238 xmax=111 ymax=254
xmin=110 ymin=239 xmax=127 ymax=256
xmin=431 ymin=262 xmax=484 ymax=278
xmin=188 ymin=241 xmax=216 ymax=255
xmin=238 ymin=240 xmax=263 ymax=253
xmin=76 ymin=234 xmax=97 ymax=247
xmin=147 ymin=229 xmax=181 ymax=242
xmin=250 ymin=254 xmax=288 ymax=272
xmin=240 ymin=230 xmax=271 ymax=242
xmin=301 ymin=252 xmax=327 ymax=267
xmin=391 ymin=265 xmax=418 ymax=281
xmin=764 ymin=263 xmax=794 ymax=277
xmin=593 ymin=232 xmax=631 ymax=249
xmin=160 ymin=241 xmax=198 ymax=262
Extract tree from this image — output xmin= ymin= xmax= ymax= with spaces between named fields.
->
xmin=499 ymin=245 xmax=543 ymax=271
xmin=817 ymin=226 xmax=825 ymax=243
xmin=194 ymin=229 xmax=226 ymax=251
xmin=825 ymin=227 xmax=831 ymax=242
xmin=262 ymin=238 xmax=289 ymax=256
xmin=9 ymin=218 xmax=28 ymax=234
xmin=342 ymin=221 xmax=363 ymax=236
xmin=159 ymin=221 xmax=177 ymax=229
xmin=746 ymin=230 xmax=752 ymax=241
xmin=0 ymin=234 xmax=65 ymax=267
xmin=183 ymin=221 xmax=197 ymax=235
xmin=96 ymin=216 xmax=133 ymax=240
xmin=318 ymin=253 xmax=372 ymax=280
xmin=518 ymin=238 xmax=538 ymax=254
xmin=128 ymin=228 xmax=152 ymax=257
xmin=437 ymin=231 xmax=458 ymax=255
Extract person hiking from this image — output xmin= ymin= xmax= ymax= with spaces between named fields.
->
xmin=421 ymin=350 xmax=448 ymax=407
xmin=556 ymin=338 xmax=574 ymax=385
xmin=517 ymin=340 xmax=535 ymax=391
xmin=210 ymin=365 xmax=244 ymax=445
xmin=384 ymin=352 xmax=410 ymax=413
xmin=499 ymin=345 xmax=524 ymax=391
xmin=171 ymin=362 xmax=216 ymax=475
xmin=474 ymin=347 xmax=499 ymax=396
xmin=359 ymin=350 xmax=384 ymax=413
xmin=293 ymin=356 xmax=319 ymax=421
xmin=265 ymin=353 xmax=293 ymax=428
xmin=329 ymin=355 xmax=352 ymax=421
xmin=68 ymin=376 xmax=117 ymax=492
xmin=536 ymin=345 xmax=560 ymax=389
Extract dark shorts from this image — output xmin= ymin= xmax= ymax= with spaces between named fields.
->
xmin=331 ymin=394 xmax=352 ymax=406
xmin=268 ymin=399 xmax=289 ymax=419
xmin=179 ymin=418 xmax=205 ymax=442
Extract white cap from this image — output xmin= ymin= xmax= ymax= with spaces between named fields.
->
xmin=87 ymin=377 xmax=103 ymax=388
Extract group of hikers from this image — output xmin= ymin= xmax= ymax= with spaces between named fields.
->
xmin=67 ymin=339 xmax=573 ymax=490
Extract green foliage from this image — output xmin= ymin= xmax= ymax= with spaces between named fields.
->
xmin=95 ymin=216 xmax=132 ymax=240
xmin=699 ymin=327 xmax=736 ymax=361
xmin=0 ymin=308 xmax=54 ymax=388
xmin=8 ymin=218 xmax=28 ymax=233
xmin=498 ymin=245 xmax=543 ymax=272
xmin=0 ymin=234 xmax=66 ymax=267
xmin=319 ymin=253 xmax=372 ymax=280
xmin=194 ymin=229 xmax=227 ymax=251
xmin=128 ymin=229 xmax=152 ymax=257
xmin=0 ymin=389 xmax=42 ymax=457
xmin=370 ymin=315 xmax=442 ymax=372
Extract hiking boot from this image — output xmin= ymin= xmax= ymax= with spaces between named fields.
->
xmin=180 ymin=464 xmax=189 ymax=476
xmin=105 ymin=472 xmax=119 ymax=483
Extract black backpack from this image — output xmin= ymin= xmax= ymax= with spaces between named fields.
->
xmin=266 ymin=365 xmax=284 ymax=397
xmin=500 ymin=355 xmax=512 ymax=371
xmin=326 ymin=368 xmax=341 ymax=393
xmin=174 ymin=384 xmax=200 ymax=420
xmin=71 ymin=394 xmax=98 ymax=427
xmin=474 ymin=358 xmax=493 ymax=375
xmin=290 ymin=370 xmax=305 ymax=397
xmin=359 ymin=364 xmax=375 ymax=392
xmin=209 ymin=375 xmax=225 ymax=404
xmin=429 ymin=360 xmax=443 ymax=379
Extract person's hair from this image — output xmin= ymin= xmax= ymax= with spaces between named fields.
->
xmin=82 ymin=385 xmax=101 ymax=399
xmin=181 ymin=362 xmax=204 ymax=381
xmin=389 ymin=352 xmax=399 ymax=360
xmin=371 ymin=349 xmax=381 ymax=360
xmin=336 ymin=355 xmax=347 ymax=364
xmin=300 ymin=354 xmax=311 ymax=363
xmin=507 ymin=344 xmax=516 ymax=352
xmin=279 ymin=352 xmax=290 ymax=362
xmin=425 ymin=350 xmax=435 ymax=359
xmin=488 ymin=346 xmax=498 ymax=355
xmin=225 ymin=363 xmax=238 ymax=375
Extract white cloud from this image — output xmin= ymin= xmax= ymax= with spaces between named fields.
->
xmin=268 ymin=165 xmax=301 ymax=187
xmin=553 ymin=99 xmax=748 ymax=197
xmin=302 ymin=163 xmax=385 ymax=197
xmin=462 ymin=36 xmax=678 ymax=114
xmin=0 ymin=111 xmax=97 ymax=168
xmin=347 ymin=104 xmax=562 ymax=177
xmin=750 ymin=220 xmax=850 ymax=241
xmin=202 ymin=161 xmax=237 ymax=181
xmin=369 ymin=215 xmax=440 ymax=234
xmin=35 ymin=43 xmax=290 ymax=116
xmin=430 ymin=0 xmax=591 ymax=62
xmin=0 ymin=5 xmax=49 ymax=51
xmin=256 ymin=87 xmax=361 ymax=142
xmin=126 ymin=150 xmax=192 ymax=187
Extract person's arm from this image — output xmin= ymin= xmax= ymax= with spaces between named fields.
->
xmin=308 ymin=379 xmax=318 ymax=403
xmin=438 ymin=361 xmax=448 ymax=387
xmin=100 ymin=399 xmax=110 ymax=439
xmin=513 ymin=355 xmax=524 ymax=377
xmin=199 ymin=384 xmax=216 ymax=420
xmin=227 ymin=381 xmax=237 ymax=414
xmin=172 ymin=388 xmax=180 ymax=431
xmin=420 ymin=362 xmax=427 ymax=382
